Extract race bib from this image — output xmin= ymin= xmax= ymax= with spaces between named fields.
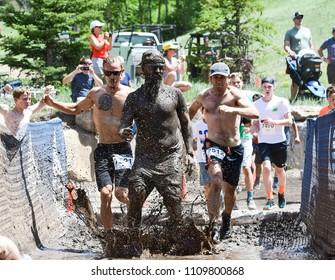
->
xmin=206 ymin=147 xmax=225 ymax=160
xmin=112 ymin=154 xmax=133 ymax=170
xmin=261 ymin=122 xmax=275 ymax=135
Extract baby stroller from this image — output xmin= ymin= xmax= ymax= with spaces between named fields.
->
xmin=286 ymin=50 xmax=326 ymax=101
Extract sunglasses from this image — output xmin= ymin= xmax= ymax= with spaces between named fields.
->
xmin=103 ymin=70 xmax=122 ymax=77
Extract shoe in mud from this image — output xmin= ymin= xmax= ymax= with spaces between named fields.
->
xmin=278 ymin=193 xmax=286 ymax=208
xmin=247 ymin=199 xmax=257 ymax=210
xmin=219 ymin=213 xmax=232 ymax=240
xmin=263 ymin=199 xmax=276 ymax=210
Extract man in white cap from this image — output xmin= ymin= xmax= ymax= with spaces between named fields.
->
xmin=88 ymin=20 xmax=112 ymax=78
xmin=284 ymin=11 xmax=314 ymax=102
xmin=188 ymin=62 xmax=259 ymax=243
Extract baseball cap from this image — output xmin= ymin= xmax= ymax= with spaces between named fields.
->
xmin=162 ymin=42 xmax=178 ymax=51
xmin=210 ymin=62 xmax=230 ymax=77
xmin=293 ymin=12 xmax=304 ymax=19
xmin=90 ymin=20 xmax=104 ymax=29
xmin=261 ymin=77 xmax=275 ymax=85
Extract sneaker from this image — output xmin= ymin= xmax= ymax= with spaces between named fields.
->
xmin=278 ymin=193 xmax=286 ymax=208
xmin=219 ymin=213 xmax=232 ymax=240
xmin=263 ymin=199 xmax=276 ymax=210
xmin=253 ymin=181 xmax=261 ymax=190
xmin=247 ymin=199 xmax=257 ymax=210
xmin=210 ymin=222 xmax=220 ymax=244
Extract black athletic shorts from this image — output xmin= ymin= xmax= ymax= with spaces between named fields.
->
xmin=258 ymin=141 xmax=287 ymax=168
xmin=94 ymin=142 xmax=132 ymax=190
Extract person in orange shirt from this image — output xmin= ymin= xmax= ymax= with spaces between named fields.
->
xmin=88 ymin=20 xmax=112 ymax=78
xmin=319 ymin=86 xmax=335 ymax=116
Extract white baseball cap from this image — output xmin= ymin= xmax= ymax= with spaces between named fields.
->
xmin=90 ymin=20 xmax=104 ymax=29
xmin=210 ymin=62 xmax=230 ymax=77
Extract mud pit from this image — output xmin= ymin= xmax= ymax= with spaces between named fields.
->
xmin=25 ymin=168 xmax=325 ymax=260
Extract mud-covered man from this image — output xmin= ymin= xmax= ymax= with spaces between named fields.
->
xmin=188 ymin=62 xmax=259 ymax=242
xmin=119 ymin=50 xmax=195 ymax=228
xmin=45 ymin=56 xmax=133 ymax=232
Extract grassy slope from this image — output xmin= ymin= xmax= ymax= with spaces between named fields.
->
xmin=255 ymin=0 xmax=333 ymax=99
xmin=182 ymin=0 xmax=334 ymax=104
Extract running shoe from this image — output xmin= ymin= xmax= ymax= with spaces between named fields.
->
xmin=247 ymin=199 xmax=257 ymax=210
xmin=263 ymin=199 xmax=276 ymax=210
xmin=253 ymin=180 xmax=261 ymax=190
xmin=278 ymin=193 xmax=286 ymax=208
xmin=219 ymin=213 xmax=232 ymax=240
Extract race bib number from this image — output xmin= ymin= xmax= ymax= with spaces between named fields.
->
xmin=112 ymin=154 xmax=133 ymax=170
xmin=261 ymin=122 xmax=275 ymax=135
xmin=206 ymin=147 xmax=225 ymax=160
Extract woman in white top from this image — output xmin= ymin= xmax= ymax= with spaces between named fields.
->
xmin=162 ymin=42 xmax=192 ymax=92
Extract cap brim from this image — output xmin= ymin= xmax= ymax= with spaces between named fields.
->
xmin=210 ymin=72 xmax=229 ymax=77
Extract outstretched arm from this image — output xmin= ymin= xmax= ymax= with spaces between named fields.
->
xmin=44 ymin=88 xmax=94 ymax=115
xmin=30 ymin=85 xmax=54 ymax=114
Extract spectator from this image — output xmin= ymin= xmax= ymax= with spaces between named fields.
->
xmin=200 ymin=37 xmax=220 ymax=82
xmin=189 ymin=62 xmax=259 ymax=242
xmin=117 ymin=56 xmax=133 ymax=87
xmin=252 ymin=77 xmax=292 ymax=210
xmin=45 ymin=56 xmax=133 ymax=232
xmin=119 ymin=50 xmax=195 ymax=229
xmin=318 ymin=27 xmax=335 ymax=87
xmin=88 ymin=20 xmax=112 ymax=78
xmin=284 ymin=11 xmax=314 ymax=102
xmin=319 ymin=86 xmax=335 ymax=116
xmin=162 ymin=42 xmax=192 ymax=92
xmin=62 ymin=56 xmax=103 ymax=102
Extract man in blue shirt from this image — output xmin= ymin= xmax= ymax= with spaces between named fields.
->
xmin=63 ymin=57 xmax=103 ymax=102
xmin=318 ymin=26 xmax=335 ymax=87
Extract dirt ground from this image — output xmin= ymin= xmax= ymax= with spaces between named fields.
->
xmin=24 ymin=166 xmax=321 ymax=260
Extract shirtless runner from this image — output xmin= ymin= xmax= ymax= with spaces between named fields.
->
xmin=188 ymin=62 xmax=259 ymax=243
xmin=45 ymin=56 xmax=133 ymax=232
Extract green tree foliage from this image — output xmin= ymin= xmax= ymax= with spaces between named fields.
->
xmin=195 ymin=0 xmax=275 ymax=82
xmin=0 ymin=0 xmax=105 ymax=84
